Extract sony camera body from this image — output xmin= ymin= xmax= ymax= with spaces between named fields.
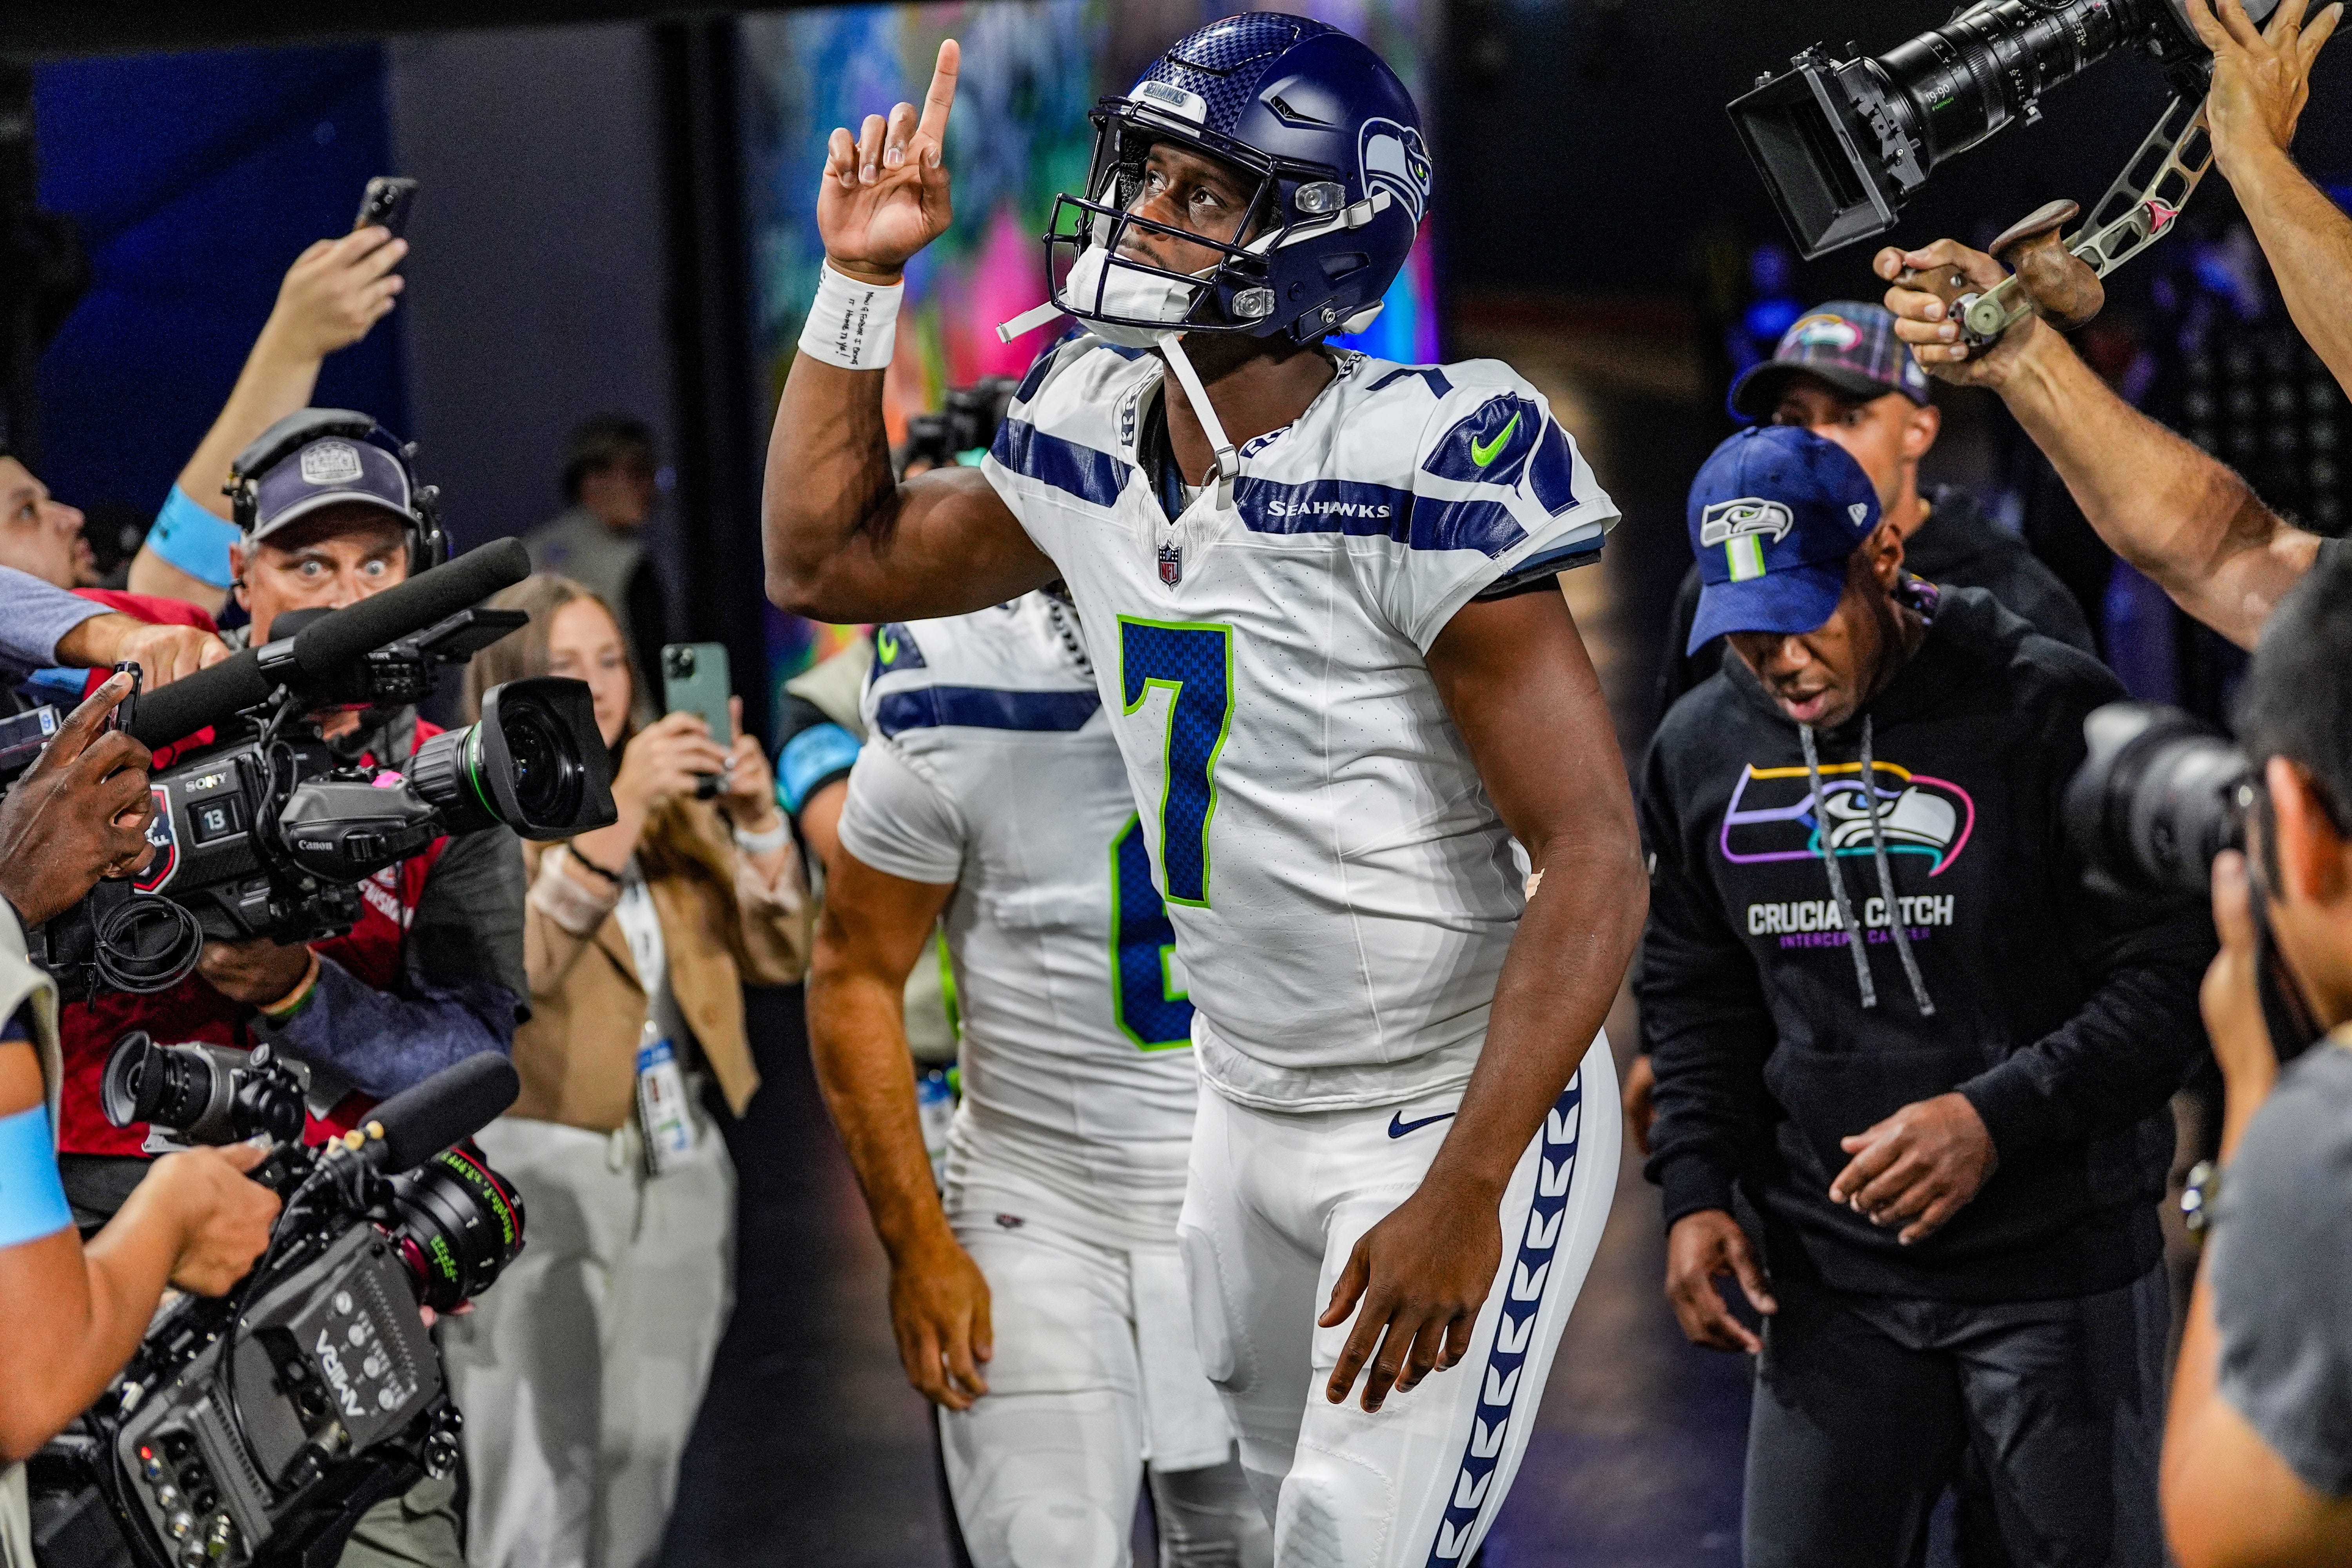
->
xmin=1731 ymin=0 xmax=2278 ymax=258
xmin=21 ymin=541 xmax=614 ymax=1002
xmin=33 ymin=1051 xmax=525 ymax=1568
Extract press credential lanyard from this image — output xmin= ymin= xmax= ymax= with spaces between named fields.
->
xmin=616 ymin=870 xmax=695 ymax=1175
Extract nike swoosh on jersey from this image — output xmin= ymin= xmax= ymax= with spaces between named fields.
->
xmin=1388 ymin=1110 xmax=1457 ymax=1138
xmin=1470 ymin=412 xmax=1521 ymax=468
xmin=877 ymin=629 xmax=900 ymax=664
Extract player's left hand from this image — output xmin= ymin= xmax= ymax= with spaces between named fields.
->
xmin=1319 ymin=1176 xmax=1502 ymax=1413
xmin=1827 ymin=1092 xmax=1998 ymax=1245
xmin=198 ymin=937 xmax=314 ymax=1006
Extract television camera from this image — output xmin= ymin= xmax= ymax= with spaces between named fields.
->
xmin=20 ymin=537 xmax=614 ymax=1002
xmin=30 ymin=1050 xmax=527 ymax=1568
xmin=1731 ymin=0 xmax=2280 ymax=342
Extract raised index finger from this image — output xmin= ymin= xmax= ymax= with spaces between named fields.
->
xmin=915 ymin=39 xmax=961 ymax=147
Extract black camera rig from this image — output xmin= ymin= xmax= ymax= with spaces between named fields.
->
xmin=31 ymin=1051 xmax=527 ymax=1568
xmin=1731 ymin=0 xmax=2281 ymax=309
xmin=25 ymin=538 xmax=614 ymax=1002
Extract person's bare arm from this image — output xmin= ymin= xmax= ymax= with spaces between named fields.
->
xmin=762 ymin=40 xmax=1053 ymax=625
xmin=0 ymin=1040 xmax=279 ymax=1460
xmin=129 ymin=228 xmax=407 ymax=613
xmin=1881 ymin=243 xmax=2316 ymax=649
xmin=2161 ymin=850 xmax=2352 ymax=1566
xmin=1320 ymin=588 xmax=1646 ymax=1411
xmin=2188 ymin=0 xmax=2352 ymax=401
xmin=805 ymin=850 xmax=992 ymax=1409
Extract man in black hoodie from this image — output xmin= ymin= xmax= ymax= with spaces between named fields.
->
xmin=1640 ymin=424 xmax=2213 ymax=1566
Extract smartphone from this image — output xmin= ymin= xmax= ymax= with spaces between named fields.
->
xmin=354 ymin=176 xmax=419 ymax=240
xmin=661 ymin=643 xmax=733 ymax=748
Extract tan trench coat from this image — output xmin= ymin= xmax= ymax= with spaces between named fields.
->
xmin=512 ymin=809 xmax=811 ymax=1132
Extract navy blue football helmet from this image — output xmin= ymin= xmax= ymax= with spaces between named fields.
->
xmin=1045 ymin=13 xmax=1430 ymax=346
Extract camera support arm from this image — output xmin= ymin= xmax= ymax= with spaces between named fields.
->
xmin=1901 ymin=91 xmax=2215 ymax=343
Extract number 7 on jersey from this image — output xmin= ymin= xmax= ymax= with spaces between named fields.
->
xmin=1117 ymin=617 xmax=1234 ymax=907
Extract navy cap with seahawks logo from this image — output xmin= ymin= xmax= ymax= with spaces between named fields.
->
xmin=1730 ymin=299 xmax=1931 ymax=418
xmin=1685 ymin=425 xmax=1883 ymax=654
xmin=247 ymin=436 xmax=416 ymax=544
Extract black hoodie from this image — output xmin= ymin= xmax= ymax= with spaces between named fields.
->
xmin=1639 ymin=586 xmax=2213 ymax=1303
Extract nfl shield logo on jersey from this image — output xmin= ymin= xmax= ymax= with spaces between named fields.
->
xmin=1158 ymin=540 xmax=1183 ymax=587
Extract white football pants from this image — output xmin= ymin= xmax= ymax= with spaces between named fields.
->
xmin=941 ymin=1215 xmax=1272 ymax=1568
xmin=1176 ymin=1037 xmax=1619 ymax=1568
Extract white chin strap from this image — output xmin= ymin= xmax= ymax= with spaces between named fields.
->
xmin=1155 ymin=332 xmax=1239 ymax=512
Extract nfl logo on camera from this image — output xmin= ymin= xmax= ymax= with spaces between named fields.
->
xmin=1158 ymin=541 xmax=1183 ymax=588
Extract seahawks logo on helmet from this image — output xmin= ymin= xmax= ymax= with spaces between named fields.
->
xmin=1699 ymin=498 xmax=1795 ymax=548
xmin=1358 ymin=118 xmax=1431 ymax=227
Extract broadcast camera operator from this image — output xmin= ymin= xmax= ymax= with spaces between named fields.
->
xmin=49 ymin=416 xmax=528 ymax=1568
xmin=2147 ymin=545 xmax=2352 ymax=1564
xmin=1880 ymin=0 xmax=2348 ymax=650
xmin=0 ymin=676 xmax=280 ymax=1565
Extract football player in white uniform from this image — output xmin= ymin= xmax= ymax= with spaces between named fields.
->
xmin=807 ymin=591 xmax=1270 ymax=1566
xmin=766 ymin=17 xmax=1644 ymax=1564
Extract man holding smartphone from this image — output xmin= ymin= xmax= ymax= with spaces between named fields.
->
xmin=130 ymin=189 xmax=410 ymax=615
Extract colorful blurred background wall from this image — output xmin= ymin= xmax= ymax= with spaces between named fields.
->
xmin=738 ymin=0 xmax=1441 ymax=693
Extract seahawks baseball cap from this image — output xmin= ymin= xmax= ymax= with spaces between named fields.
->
xmin=246 ymin=433 xmax=416 ymax=544
xmin=1729 ymin=300 xmax=1931 ymax=418
xmin=1686 ymin=425 xmax=1883 ymax=655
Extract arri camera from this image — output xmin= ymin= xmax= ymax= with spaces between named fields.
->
xmin=31 ymin=1051 xmax=527 ymax=1568
xmin=27 ymin=538 xmax=615 ymax=1002
xmin=1731 ymin=0 xmax=2278 ymax=260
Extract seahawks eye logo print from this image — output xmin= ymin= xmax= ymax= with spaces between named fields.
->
xmin=1699 ymin=498 xmax=1795 ymax=549
xmin=1358 ymin=118 xmax=1431 ymax=226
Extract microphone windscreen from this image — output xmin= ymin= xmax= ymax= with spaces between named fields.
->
xmin=122 ymin=648 xmax=272 ymax=751
xmin=366 ymin=1053 xmax=521 ymax=1175
xmin=290 ymin=538 xmax=530 ymax=682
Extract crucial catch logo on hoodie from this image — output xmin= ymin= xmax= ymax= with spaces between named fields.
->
xmin=1718 ymin=759 xmax=1976 ymax=877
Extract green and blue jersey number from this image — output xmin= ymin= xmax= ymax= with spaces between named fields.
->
xmin=1109 ymin=815 xmax=1191 ymax=1050
xmin=1117 ymin=617 xmax=1234 ymax=909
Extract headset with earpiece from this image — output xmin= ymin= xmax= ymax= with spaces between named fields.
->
xmin=225 ymin=408 xmax=449 ymax=577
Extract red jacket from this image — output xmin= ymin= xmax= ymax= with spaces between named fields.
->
xmin=56 ymin=720 xmax=452 ymax=1157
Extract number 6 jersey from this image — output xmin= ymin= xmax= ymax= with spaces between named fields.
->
xmin=982 ymin=341 xmax=1619 ymax=1112
xmin=839 ymin=593 xmax=1201 ymax=1248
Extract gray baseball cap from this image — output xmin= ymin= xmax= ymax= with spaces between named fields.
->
xmin=247 ymin=434 xmax=416 ymax=544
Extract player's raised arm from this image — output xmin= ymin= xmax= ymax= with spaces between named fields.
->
xmin=763 ymin=40 xmax=1054 ymax=624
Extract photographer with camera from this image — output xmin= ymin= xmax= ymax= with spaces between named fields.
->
xmin=47 ymin=417 xmax=528 ymax=1568
xmin=2157 ymin=547 xmax=2352 ymax=1564
xmin=0 ymin=675 xmax=280 ymax=1564
xmin=1878 ymin=0 xmax=2347 ymax=652
xmin=440 ymin=574 xmax=806 ymax=1568
xmin=1641 ymin=426 xmax=2214 ymax=1565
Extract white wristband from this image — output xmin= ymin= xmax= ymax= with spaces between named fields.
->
xmin=732 ymin=820 xmax=791 ymax=856
xmin=798 ymin=262 xmax=903 ymax=371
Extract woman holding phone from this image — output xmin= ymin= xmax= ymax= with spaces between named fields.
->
xmin=443 ymin=574 xmax=811 ymax=1568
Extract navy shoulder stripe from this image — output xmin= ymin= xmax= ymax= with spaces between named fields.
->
xmin=876 ymin=685 xmax=1102 ymax=739
xmin=1232 ymin=476 xmax=1527 ymax=558
xmin=989 ymin=419 xmax=1131 ymax=509
xmin=1368 ymin=365 xmax=1454 ymax=397
xmin=1527 ymin=421 xmax=1584 ymax=517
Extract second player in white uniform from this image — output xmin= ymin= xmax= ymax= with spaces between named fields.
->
xmin=770 ymin=15 xmax=1648 ymax=1566
xmin=823 ymin=593 xmax=1269 ymax=1566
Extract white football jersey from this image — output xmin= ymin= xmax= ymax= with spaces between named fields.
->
xmin=838 ymin=593 xmax=1201 ymax=1248
xmin=983 ymin=341 xmax=1618 ymax=1111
